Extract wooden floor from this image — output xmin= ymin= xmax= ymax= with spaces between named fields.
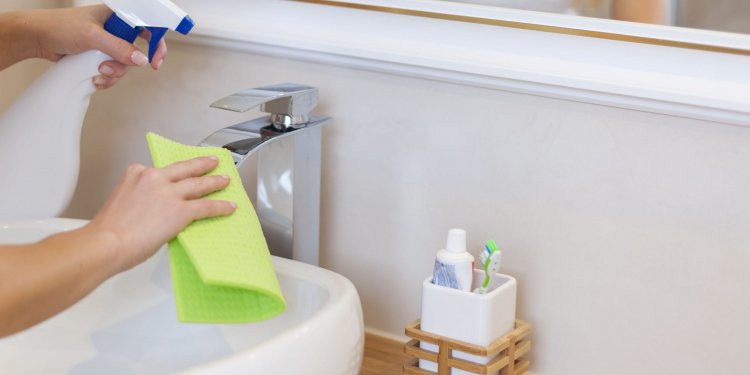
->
xmin=361 ymin=332 xmax=410 ymax=375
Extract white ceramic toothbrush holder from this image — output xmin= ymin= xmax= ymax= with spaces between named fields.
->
xmin=419 ymin=269 xmax=517 ymax=375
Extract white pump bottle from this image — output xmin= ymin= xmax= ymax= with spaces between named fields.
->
xmin=0 ymin=0 xmax=194 ymax=219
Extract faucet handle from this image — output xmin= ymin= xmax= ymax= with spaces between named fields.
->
xmin=210 ymin=83 xmax=319 ymax=130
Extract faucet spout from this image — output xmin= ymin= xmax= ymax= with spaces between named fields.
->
xmin=200 ymin=83 xmax=330 ymax=266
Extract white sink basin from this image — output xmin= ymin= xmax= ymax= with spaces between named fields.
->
xmin=0 ymin=219 xmax=364 ymax=374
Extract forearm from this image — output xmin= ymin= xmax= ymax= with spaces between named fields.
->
xmin=0 ymin=226 xmax=122 ymax=337
xmin=611 ymin=0 xmax=669 ymax=24
xmin=0 ymin=10 xmax=41 ymax=70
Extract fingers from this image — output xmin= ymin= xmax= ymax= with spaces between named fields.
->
xmin=176 ymin=174 xmax=231 ymax=200
xmin=122 ymin=158 xmax=237 ymax=217
xmin=186 ymin=200 xmax=238 ymax=221
xmin=92 ymin=76 xmax=118 ymax=90
xmin=165 ymin=158 xmax=237 ymax=220
xmin=93 ymin=61 xmax=129 ymax=90
xmin=89 ymin=26 xmax=149 ymax=67
xmin=89 ymin=158 xmax=236 ymax=271
xmin=99 ymin=61 xmax=129 ymax=79
xmin=151 ymin=39 xmax=167 ymax=70
xmin=87 ymin=31 xmax=149 ymax=90
xmin=137 ymin=28 xmax=168 ymax=70
xmin=89 ymin=14 xmax=156 ymax=68
xmin=162 ymin=156 xmax=220 ymax=182
xmin=84 ymin=6 xmax=170 ymax=90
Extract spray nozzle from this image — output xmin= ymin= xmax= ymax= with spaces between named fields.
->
xmin=102 ymin=0 xmax=194 ymax=62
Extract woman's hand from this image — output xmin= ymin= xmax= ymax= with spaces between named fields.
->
xmin=0 ymin=5 xmax=167 ymax=88
xmin=88 ymin=156 xmax=236 ymax=272
xmin=0 ymin=157 xmax=233 ymax=337
xmin=31 ymin=5 xmax=168 ymax=89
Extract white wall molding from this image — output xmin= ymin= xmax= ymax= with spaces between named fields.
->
xmin=171 ymin=0 xmax=750 ymax=127
xmin=316 ymin=0 xmax=750 ymax=51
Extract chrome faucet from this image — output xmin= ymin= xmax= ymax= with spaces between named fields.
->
xmin=200 ymin=83 xmax=330 ymax=266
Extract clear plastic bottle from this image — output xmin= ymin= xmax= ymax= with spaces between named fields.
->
xmin=432 ymin=228 xmax=475 ymax=291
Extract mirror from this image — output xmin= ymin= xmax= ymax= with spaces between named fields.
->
xmin=450 ymin=0 xmax=750 ymax=35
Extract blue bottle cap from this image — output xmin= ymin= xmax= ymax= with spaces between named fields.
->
xmin=175 ymin=15 xmax=195 ymax=35
xmin=103 ymin=13 xmax=141 ymax=44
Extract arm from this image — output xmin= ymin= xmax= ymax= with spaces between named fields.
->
xmin=0 ymin=226 xmax=122 ymax=337
xmin=0 ymin=157 xmax=236 ymax=337
xmin=0 ymin=5 xmax=167 ymax=88
xmin=0 ymin=10 xmax=38 ymax=70
xmin=611 ymin=0 xmax=670 ymax=25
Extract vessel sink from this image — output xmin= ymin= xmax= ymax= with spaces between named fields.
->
xmin=0 ymin=219 xmax=364 ymax=374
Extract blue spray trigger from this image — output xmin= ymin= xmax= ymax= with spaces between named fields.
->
xmin=145 ymin=27 xmax=168 ymax=62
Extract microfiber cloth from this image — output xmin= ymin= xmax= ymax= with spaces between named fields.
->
xmin=146 ymin=132 xmax=286 ymax=323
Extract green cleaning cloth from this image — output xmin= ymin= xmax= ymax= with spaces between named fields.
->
xmin=146 ymin=132 xmax=286 ymax=323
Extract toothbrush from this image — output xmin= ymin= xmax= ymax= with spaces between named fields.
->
xmin=474 ymin=240 xmax=502 ymax=294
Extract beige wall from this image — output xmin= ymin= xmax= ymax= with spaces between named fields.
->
xmin=677 ymin=0 xmax=750 ymax=34
xmin=0 ymin=0 xmax=61 ymax=11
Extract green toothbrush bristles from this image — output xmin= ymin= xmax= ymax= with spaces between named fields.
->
xmin=486 ymin=240 xmax=498 ymax=254
xmin=483 ymin=240 xmax=498 ymax=272
xmin=480 ymin=240 xmax=500 ymax=291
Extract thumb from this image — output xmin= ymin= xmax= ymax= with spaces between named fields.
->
xmin=91 ymin=30 xmax=150 ymax=67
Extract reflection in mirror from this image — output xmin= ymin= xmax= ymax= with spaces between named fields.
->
xmin=449 ymin=0 xmax=750 ymax=34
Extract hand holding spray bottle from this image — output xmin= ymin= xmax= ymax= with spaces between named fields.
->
xmin=0 ymin=0 xmax=194 ymax=219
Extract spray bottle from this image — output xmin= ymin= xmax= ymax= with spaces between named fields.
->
xmin=0 ymin=0 xmax=194 ymax=219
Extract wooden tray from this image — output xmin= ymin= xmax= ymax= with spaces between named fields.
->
xmin=403 ymin=319 xmax=531 ymax=375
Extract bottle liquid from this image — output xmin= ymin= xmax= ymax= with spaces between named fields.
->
xmin=0 ymin=0 xmax=194 ymax=219
xmin=432 ymin=228 xmax=474 ymax=291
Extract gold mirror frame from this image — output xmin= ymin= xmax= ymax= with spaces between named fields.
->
xmin=293 ymin=0 xmax=750 ymax=56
